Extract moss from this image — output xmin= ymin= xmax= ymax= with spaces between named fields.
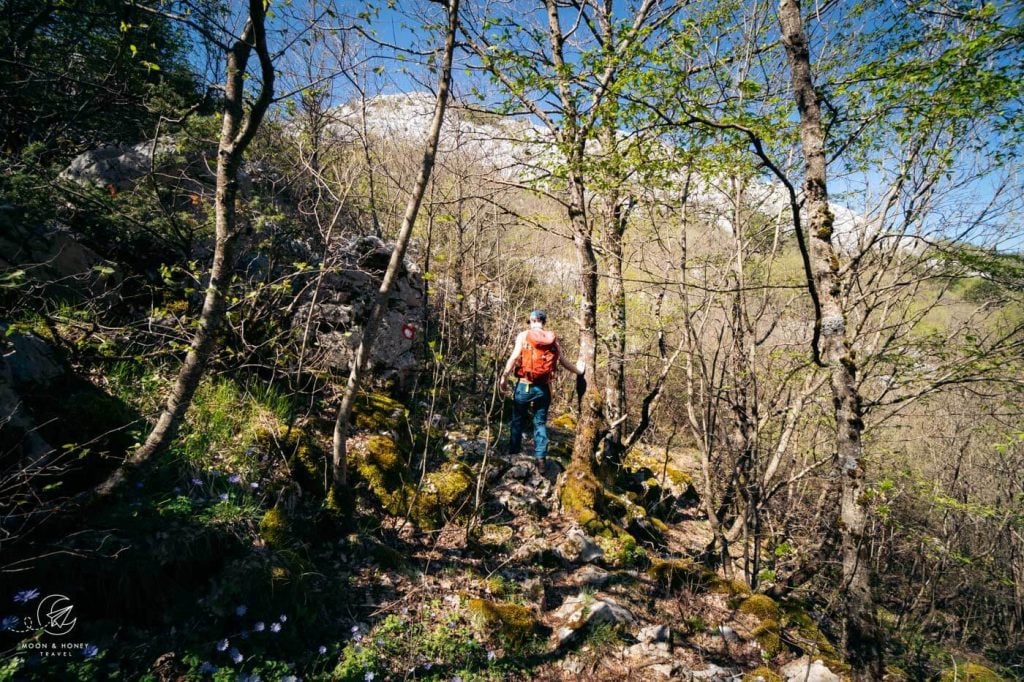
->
xmin=559 ymin=468 xmax=604 ymax=532
xmin=743 ymin=667 xmax=783 ymax=682
xmin=710 ymin=576 xmax=752 ymax=597
xmin=751 ymin=619 xmax=782 ymax=658
xmin=468 ymin=599 xmax=538 ymax=645
xmin=479 ymin=524 xmax=514 ymax=548
xmin=665 ymin=466 xmax=692 ymax=487
xmin=353 ymin=434 xmax=407 ymax=505
xmin=353 ymin=391 xmax=407 ymax=432
xmin=648 ymin=558 xmax=717 ymax=592
xmin=595 ymin=531 xmax=644 ymax=568
xmin=782 ymin=603 xmax=839 ymax=658
xmin=939 ymin=663 xmax=1004 ymax=682
xmin=549 ymin=412 xmax=576 ymax=430
xmin=405 ymin=464 xmax=473 ymax=529
xmin=738 ymin=595 xmax=781 ymax=622
xmin=259 ymin=507 xmax=291 ymax=549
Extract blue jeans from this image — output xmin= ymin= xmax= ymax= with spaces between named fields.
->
xmin=509 ymin=381 xmax=551 ymax=458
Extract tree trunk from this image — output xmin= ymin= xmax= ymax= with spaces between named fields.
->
xmin=330 ymin=0 xmax=460 ymax=496
xmin=777 ymin=0 xmax=885 ymax=677
xmin=95 ymin=0 xmax=274 ymax=497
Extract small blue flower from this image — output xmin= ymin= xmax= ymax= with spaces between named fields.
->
xmin=318 ymin=645 xmax=327 ymax=655
xmin=250 ymin=481 xmax=259 ymax=489
xmin=270 ymin=621 xmax=281 ymax=633
xmin=219 ymin=493 xmax=229 ymax=502
xmin=1 ymin=615 xmax=19 ymax=631
xmin=191 ymin=477 xmax=203 ymax=486
xmin=253 ymin=621 xmax=265 ymax=632
xmin=13 ymin=589 xmax=39 ymax=603
xmin=229 ymin=647 xmax=243 ymax=664
xmin=216 ymin=638 xmax=229 ymax=652
xmin=279 ymin=614 xmax=287 ymax=622
xmin=83 ymin=644 xmax=99 ymax=658
xmin=487 ymin=650 xmax=496 ymax=661
xmin=281 ymin=676 xmax=298 ymax=682
xmin=235 ymin=605 xmax=247 ymax=616
xmin=351 ymin=625 xmax=360 ymax=633
xmin=199 ymin=661 xmax=217 ymax=674
xmin=228 ymin=474 xmax=241 ymax=484
xmin=364 ymin=673 xmax=375 ymax=682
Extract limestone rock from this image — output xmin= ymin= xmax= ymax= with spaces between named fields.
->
xmin=689 ymin=664 xmax=738 ymax=680
xmin=570 ymin=565 xmax=611 ymax=588
xmin=566 ymin=526 xmax=605 ymax=563
xmin=637 ymin=624 xmax=670 ymax=644
xmin=552 ymin=593 xmax=635 ymax=643
xmin=293 ymin=235 xmax=425 ymax=382
xmin=779 ymin=657 xmax=841 ymax=682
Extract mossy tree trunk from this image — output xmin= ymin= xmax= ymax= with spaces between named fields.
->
xmin=330 ymin=0 xmax=460 ymax=496
xmin=777 ymin=0 xmax=884 ymax=677
xmin=96 ymin=0 xmax=275 ymax=497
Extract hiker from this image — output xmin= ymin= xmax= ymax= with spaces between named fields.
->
xmin=499 ymin=310 xmax=584 ymax=459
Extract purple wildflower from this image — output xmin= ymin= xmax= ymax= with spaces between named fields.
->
xmin=270 ymin=621 xmax=281 ymax=633
xmin=83 ymin=644 xmax=99 ymax=658
xmin=1 ymin=616 xmax=19 ymax=631
xmin=228 ymin=474 xmax=241 ymax=484
xmin=318 ymin=645 xmax=327 ymax=655
xmin=279 ymin=614 xmax=287 ymax=622
xmin=250 ymin=481 xmax=259 ymax=489
xmin=235 ymin=605 xmax=247 ymax=617
xmin=191 ymin=477 xmax=203 ymax=486
xmin=365 ymin=673 xmax=375 ymax=682
xmin=219 ymin=493 xmax=229 ymax=502
xmin=199 ymin=661 xmax=217 ymax=674
xmin=13 ymin=589 xmax=39 ymax=603
xmin=216 ymin=638 xmax=229 ymax=652
xmin=229 ymin=647 xmax=243 ymax=664
xmin=253 ymin=621 xmax=265 ymax=632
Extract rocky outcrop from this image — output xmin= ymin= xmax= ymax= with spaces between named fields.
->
xmin=292 ymin=235 xmax=425 ymax=380
xmin=0 ymin=208 xmax=120 ymax=299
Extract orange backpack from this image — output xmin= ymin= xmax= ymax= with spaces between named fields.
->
xmin=516 ymin=329 xmax=559 ymax=384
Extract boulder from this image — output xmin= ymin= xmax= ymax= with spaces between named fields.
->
xmin=779 ymin=658 xmax=841 ymax=682
xmin=293 ymin=235 xmax=425 ymax=382
xmin=552 ymin=593 xmax=635 ymax=644
xmin=0 ymin=215 xmax=120 ymax=299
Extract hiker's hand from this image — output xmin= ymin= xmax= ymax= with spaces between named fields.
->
xmin=498 ymin=375 xmax=511 ymax=395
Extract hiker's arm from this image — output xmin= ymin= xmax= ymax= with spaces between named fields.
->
xmin=558 ymin=344 xmax=585 ymax=375
xmin=499 ymin=332 xmax=525 ymax=384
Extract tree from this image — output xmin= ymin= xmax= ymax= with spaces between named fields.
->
xmin=330 ymin=0 xmax=461 ymax=495
xmin=97 ymin=0 xmax=275 ymax=495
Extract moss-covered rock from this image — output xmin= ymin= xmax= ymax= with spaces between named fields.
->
xmin=478 ymin=524 xmax=514 ymax=548
xmin=939 ymin=663 xmax=1004 ymax=682
xmin=468 ymin=598 xmax=538 ymax=645
xmin=739 ymin=595 xmax=781 ymax=622
xmin=781 ymin=602 xmax=839 ymax=659
xmin=648 ymin=558 xmax=717 ymax=592
xmin=259 ymin=507 xmax=291 ymax=549
xmin=751 ymin=619 xmax=782 ymax=658
xmin=407 ymin=463 xmax=473 ymax=529
xmin=549 ymin=412 xmax=576 ymax=431
xmin=352 ymin=434 xmax=407 ymax=505
xmin=743 ymin=667 xmax=783 ymax=682
xmin=353 ymin=391 xmax=408 ymax=432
